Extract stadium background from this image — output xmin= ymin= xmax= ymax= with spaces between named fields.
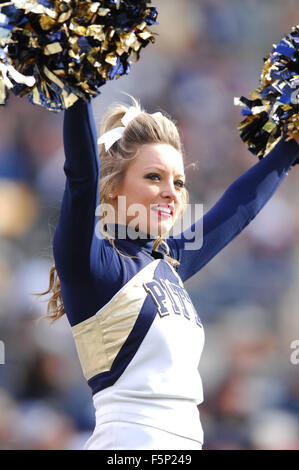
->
xmin=0 ymin=0 xmax=299 ymax=449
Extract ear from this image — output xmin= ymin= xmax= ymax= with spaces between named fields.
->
xmin=109 ymin=192 xmax=119 ymax=202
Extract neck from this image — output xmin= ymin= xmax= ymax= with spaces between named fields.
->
xmin=104 ymin=223 xmax=160 ymax=242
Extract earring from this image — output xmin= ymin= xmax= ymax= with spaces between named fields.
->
xmin=108 ymin=193 xmax=113 ymax=199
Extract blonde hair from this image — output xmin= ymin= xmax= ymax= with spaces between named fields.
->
xmin=36 ymin=95 xmax=189 ymax=323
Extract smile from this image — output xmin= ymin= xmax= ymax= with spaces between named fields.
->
xmin=151 ymin=207 xmax=173 ymax=218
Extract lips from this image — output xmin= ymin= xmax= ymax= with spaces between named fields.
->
xmin=151 ymin=204 xmax=174 ymax=217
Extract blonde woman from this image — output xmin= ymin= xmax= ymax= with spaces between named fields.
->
xmin=41 ymin=96 xmax=299 ymax=450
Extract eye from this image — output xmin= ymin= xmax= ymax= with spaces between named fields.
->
xmin=146 ymin=173 xmax=160 ymax=181
xmin=146 ymin=173 xmax=185 ymax=188
xmin=175 ymin=180 xmax=185 ymax=189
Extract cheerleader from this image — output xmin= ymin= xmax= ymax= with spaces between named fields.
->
xmin=45 ymin=96 xmax=298 ymax=450
xmin=1 ymin=0 xmax=298 ymax=451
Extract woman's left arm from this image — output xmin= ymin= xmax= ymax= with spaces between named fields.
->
xmin=170 ymin=135 xmax=299 ymax=283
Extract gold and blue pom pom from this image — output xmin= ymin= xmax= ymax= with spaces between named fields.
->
xmin=235 ymin=25 xmax=299 ymax=164
xmin=0 ymin=0 xmax=157 ymax=111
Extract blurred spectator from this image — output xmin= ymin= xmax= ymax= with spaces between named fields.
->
xmin=0 ymin=0 xmax=299 ymax=449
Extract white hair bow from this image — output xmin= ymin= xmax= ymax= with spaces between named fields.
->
xmin=97 ymin=106 xmax=162 ymax=151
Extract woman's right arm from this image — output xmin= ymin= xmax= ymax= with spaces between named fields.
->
xmin=53 ymin=98 xmax=99 ymax=282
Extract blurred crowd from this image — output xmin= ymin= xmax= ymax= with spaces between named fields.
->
xmin=1 ymin=0 xmax=299 ymax=450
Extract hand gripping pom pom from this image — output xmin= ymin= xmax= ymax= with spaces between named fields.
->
xmin=235 ymin=25 xmax=299 ymax=166
xmin=0 ymin=0 xmax=158 ymax=111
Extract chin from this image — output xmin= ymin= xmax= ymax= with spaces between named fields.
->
xmin=150 ymin=220 xmax=173 ymax=237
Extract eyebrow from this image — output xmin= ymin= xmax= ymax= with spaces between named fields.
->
xmin=144 ymin=166 xmax=185 ymax=179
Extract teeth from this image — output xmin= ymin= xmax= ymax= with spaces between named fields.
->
xmin=155 ymin=207 xmax=172 ymax=214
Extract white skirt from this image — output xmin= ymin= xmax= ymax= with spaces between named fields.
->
xmin=84 ymin=421 xmax=203 ymax=450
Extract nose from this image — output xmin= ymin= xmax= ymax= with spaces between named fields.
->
xmin=160 ymin=179 xmax=180 ymax=203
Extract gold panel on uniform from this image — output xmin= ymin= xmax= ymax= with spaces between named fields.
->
xmin=71 ymin=260 xmax=161 ymax=381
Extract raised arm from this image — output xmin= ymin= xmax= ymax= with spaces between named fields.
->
xmin=170 ymin=136 xmax=299 ymax=283
xmin=53 ymin=98 xmax=99 ymax=282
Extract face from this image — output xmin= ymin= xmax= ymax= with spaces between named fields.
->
xmin=110 ymin=144 xmax=185 ymax=236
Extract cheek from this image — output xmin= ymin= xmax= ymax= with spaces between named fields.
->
xmin=175 ymin=197 xmax=185 ymax=219
xmin=121 ymin=183 xmax=153 ymax=210
xmin=135 ymin=182 xmax=158 ymax=202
